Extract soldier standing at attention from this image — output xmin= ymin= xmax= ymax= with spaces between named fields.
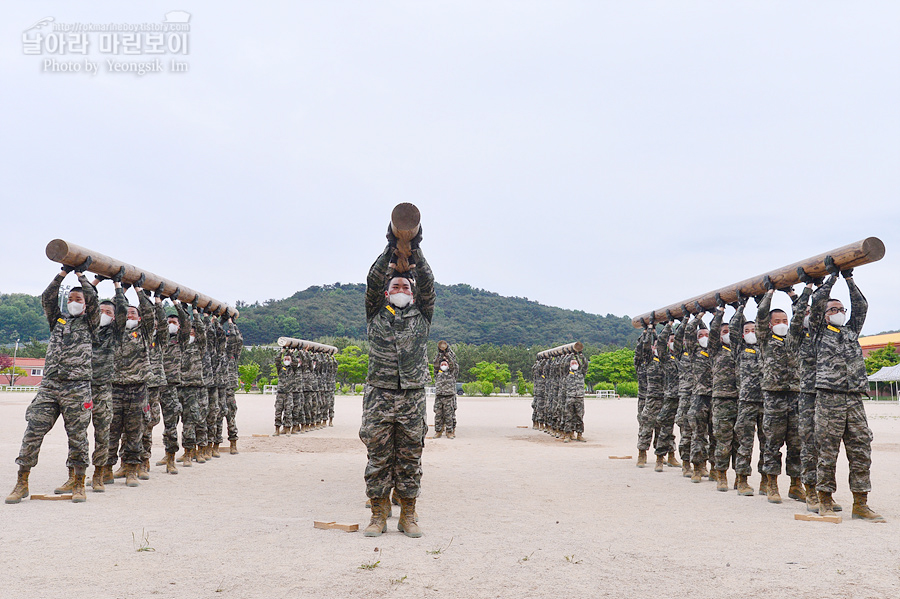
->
xmin=360 ymin=224 xmax=432 ymax=538
xmin=432 ymin=345 xmax=459 ymax=439
xmin=274 ymin=350 xmax=295 ymax=436
xmin=809 ymin=260 xmax=884 ymax=522
xmin=637 ymin=325 xmax=663 ymax=466
xmin=7 ymin=259 xmax=98 ymax=504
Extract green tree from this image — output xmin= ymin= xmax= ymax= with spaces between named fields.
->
xmin=514 ymin=370 xmax=532 ymax=395
xmin=1 ymin=366 xmax=28 ymax=386
xmin=865 ymin=343 xmax=900 ymax=375
xmin=469 ymin=361 xmax=511 ymax=387
xmin=335 ymin=346 xmax=369 ymax=384
xmin=238 ymin=362 xmax=261 ymax=392
xmin=586 ymin=349 xmax=636 ymax=391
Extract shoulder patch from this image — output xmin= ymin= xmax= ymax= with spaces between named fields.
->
xmin=700 ymin=351 xmax=709 ymax=358
xmin=827 ymin=325 xmax=841 ymax=333
xmin=723 ymin=346 xmax=732 ymax=352
xmin=745 ymin=348 xmax=756 ymax=354
xmin=385 ymin=305 xmax=396 ymax=316
xmin=653 ymin=357 xmax=660 ymax=362
xmin=772 ymin=334 xmax=784 ymax=341
xmin=57 ymin=318 xmax=67 ymax=325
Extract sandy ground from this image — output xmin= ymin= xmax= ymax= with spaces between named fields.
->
xmin=1 ymin=391 xmax=899 ymax=599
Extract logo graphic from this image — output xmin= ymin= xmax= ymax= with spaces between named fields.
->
xmin=24 ymin=16 xmax=54 ymax=32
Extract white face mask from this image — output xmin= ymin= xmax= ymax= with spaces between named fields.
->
xmin=188 ymin=335 xmax=195 ymax=344
xmin=772 ymin=323 xmax=789 ymax=337
xmin=283 ymin=360 xmax=291 ymax=366
xmin=389 ymin=292 xmax=413 ymax=308
xmin=722 ymin=333 xmax=731 ymax=346
xmin=67 ymin=301 xmax=84 ymax=316
xmin=440 ymin=364 xmax=448 ymax=372
xmin=99 ymin=313 xmax=113 ymax=327
xmin=698 ymin=336 xmax=709 ymax=348
xmin=668 ymin=341 xmax=674 ymax=352
xmin=125 ymin=319 xmax=139 ymax=330
xmin=744 ymin=332 xmax=757 ymax=345
xmin=168 ymin=323 xmax=179 ymax=335
xmin=570 ymin=362 xmax=579 ymax=370
xmin=803 ymin=315 xmax=810 ymax=329
xmin=829 ymin=313 xmax=846 ymax=327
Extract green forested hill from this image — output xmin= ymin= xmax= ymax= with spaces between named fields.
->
xmin=235 ymin=283 xmax=640 ymax=348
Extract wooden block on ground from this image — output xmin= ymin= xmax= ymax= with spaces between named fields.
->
xmin=608 ymin=456 xmax=633 ymax=460
xmin=516 ymin=426 xmax=530 ymax=429
xmin=251 ymin=434 xmax=269 ymax=437
xmin=314 ymin=521 xmax=359 ymax=533
xmin=30 ymin=494 xmax=73 ymax=501
xmin=794 ymin=513 xmax=841 ymax=524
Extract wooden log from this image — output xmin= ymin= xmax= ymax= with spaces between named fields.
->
xmin=45 ymin=239 xmax=239 ymax=318
xmin=536 ymin=342 xmax=584 ymax=360
xmin=632 ymin=237 xmax=886 ymax=327
xmin=608 ymin=455 xmax=633 ymax=460
xmin=794 ymin=513 xmax=841 ymax=524
xmin=314 ymin=521 xmax=359 ymax=532
xmin=276 ymin=337 xmax=338 ymax=354
xmin=390 ymin=203 xmax=421 ymax=273
xmin=437 ymin=340 xmax=449 ymax=351
xmin=30 ymin=493 xmax=73 ymax=501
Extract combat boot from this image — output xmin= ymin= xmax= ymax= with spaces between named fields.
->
xmin=103 ymin=465 xmax=114 ymax=484
xmin=758 ymin=475 xmax=767 ymax=496
xmin=91 ymin=466 xmax=105 ymax=492
xmin=329 ymin=418 xmax=334 ymax=427
xmin=71 ymin=469 xmax=86 ymax=503
xmin=54 ymin=467 xmax=76 ymax=494
xmin=691 ymin=464 xmax=702 ymax=483
xmin=654 ymin=455 xmax=664 ymax=472
xmin=447 ymin=431 xmax=455 ymax=439
xmin=716 ymin=470 xmax=728 ymax=492
xmin=532 ymin=421 xmax=538 ymax=429
xmin=709 ymin=469 xmax=718 ymax=484
xmin=563 ymin=432 xmax=571 ymax=443
xmin=736 ymin=474 xmax=754 ymax=496
xmin=164 ymin=452 xmax=178 ymax=475
xmin=434 ymin=431 xmax=442 ymax=439
xmin=125 ymin=464 xmax=140 ymax=487
xmin=138 ymin=459 xmax=150 ymax=480
xmin=282 ymin=426 xmax=291 ymax=436
xmin=194 ymin=447 xmax=206 ymax=464
xmin=682 ymin=462 xmax=692 ymax=478
xmin=113 ymin=464 xmax=127 ymax=479
xmin=788 ymin=477 xmax=805 ymax=501
xmin=155 ymin=456 xmax=168 ymax=466
xmin=818 ymin=491 xmax=837 ymax=517
xmin=211 ymin=444 xmax=221 ymax=458
xmin=767 ymin=475 xmax=782 ymax=504
xmin=575 ymin=433 xmax=586 ymax=442
xmin=179 ymin=449 xmax=192 ymax=467
xmin=804 ymin=483 xmax=819 ymax=512
xmin=698 ymin=462 xmax=710 ymax=478
xmin=5 ymin=469 xmax=30 ymax=504
xmin=397 ymin=496 xmax=423 ymax=538
xmin=230 ymin=440 xmax=238 ymax=455
xmin=666 ymin=451 xmax=681 ymax=468
xmin=852 ymin=492 xmax=886 ymax=523
xmin=274 ymin=426 xmax=280 ymax=436
xmin=637 ymin=450 xmax=647 ymax=468
xmin=363 ymin=496 xmax=390 ymax=537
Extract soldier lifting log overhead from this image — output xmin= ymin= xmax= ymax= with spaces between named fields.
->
xmin=433 ymin=342 xmax=459 ymax=439
xmin=274 ymin=349 xmax=296 ymax=436
xmin=532 ymin=343 xmax=588 ymax=442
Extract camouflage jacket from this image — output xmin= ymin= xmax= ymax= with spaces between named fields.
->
xmin=201 ymin=315 xmax=215 ymax=387
xmin=708 ymin=308 xmax=738 ymax=399
xmin=91 ymin=285 xmax=127 ymax=385
xmin=564 ymin=354 xmax=588 ymax=399
xmin=180 ymin=310 xmax=206 ymax=387
xmin=224 ymin=321 xmax=243 ymax=387
xmin=810 ymin=275 xmax=868 ymax=393
xmin=112 ymin=289 xmax=154 ymax=385
xmin=215 ymin=319 xmax=227 ymax=387
xmin=730 ymin=304 xmax=762 ymax=402
xmin=634 ymin=328 xmax=649 ymax=398
xmin=277 ymin=356 xmax=296 ymax=392
xmin=790 ymin=286 xmax=817 ymax=394
xmin=685 ymin=314 xmax=712 ymax=396
xmin=645 ymin=328 xmax=666 ymax=398
xmin=674 ymin=319 xmax=693 ymax=397
xmin=434 ymin=346 xmax=459 ymax=396
xmin=147 ymin=300 xmax=168 ymax=388
xmin=660 ymin=323 xmax=679 ymax=400
xmin=756 ymin=290 xmax=799 ymax=392
xmin=43 ymin=272 xmax=100 ymax=382
xmin=365 ymin=245 xmax=435 ymax=390
xmin=163 ymin=302 xmax=190 ymax=385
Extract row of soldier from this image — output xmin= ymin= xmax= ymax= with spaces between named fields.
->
xmin=273 ymin=350 xmax=337 ymax=435
xmin=633 ymin=262 xmax=884 ymax=522
xmin=6 ymin=259 xmax=243 ymax=504
xmin=531 ymin=352 xmax=588 ymax=442
xmin=432 ymin=344 xmax=459 ymax=438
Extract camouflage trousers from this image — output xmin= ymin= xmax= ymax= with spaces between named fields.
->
xmin=303 ymin=388 xmax=316 ymax=424
xmin=761 ymin=391 xmax=800 ymax=476
xmin=196 ymin=387 xmax=209 ymax=447
xmin=90 ymin=383 xmax=112 ymax=466
xmin=206 ymin=387 xmax=220 ymax=445
xmin=16 ymin=378 xmax=92 ymax=470
xmin=216 ymin=386 xmax=239 ymax=442
xmin=711 ymin=397 xmax=739 ymax=473
xmin=734 ymin=400 xmax=765 ymax=475
xmin=359 ymin=385 xmax=427 ymax=499
xmin=688 ymin=394 xmax=712 ymax=465
xmin=179 ymin=386 xmax=204 ymax=450
xmin=291 ymin=390 xmax=304 ymax=426
xmin=108 ymin=383 xmax=148 ymax=466
xmin=328 ymin=389 xmax=335 ymax=420
xmin=815 ymin=391 xmax=872 ymax=494
xmin=563 ymin=395 xmax=584 ymax=434
xmin=434 ymin=393 xmax=457 ymax=433
xmin=160 ymin=384 xmax=182 ymax=455
xmin=141 ymin=386 xmax=162 ymax=461
xmin=637 ymin=396 xmax=662 ymax=451
xmin=676 ymin=393 xmax=693 ymax=463
xmin=798 ymin=392 xmax=818 ymax=486
xmin=275 ymin=389 xmax=294 ymax=428
xmin=655 ymin=396 xmax=679 ymax=456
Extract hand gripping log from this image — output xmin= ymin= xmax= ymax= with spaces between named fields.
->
xmin=45 ymin=239 xmax=239 ymax=318
xmin=277 ymin=337 xmax=338 ymax=354
xmin=537 ymin=342 xmax=584 ymax=360
xmin=631 ymin=237 xmax=885 ymax=327
xmin=389 ymin=203 xmax=420 ymax=274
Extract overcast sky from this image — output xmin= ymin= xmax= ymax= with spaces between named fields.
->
xmin=2 ymin=2 xmax=898 ymax=335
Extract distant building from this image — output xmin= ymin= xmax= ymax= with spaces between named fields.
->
xmin=859 ymin=333 xmax=900 ymax=358
xmin=3 ymin=357 xmax=45 ymax=386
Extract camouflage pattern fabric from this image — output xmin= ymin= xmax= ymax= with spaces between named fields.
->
xmin=218 ymin=386 xmax=239 ymax=442
xmin=90 ymin=382 xmax=112 ymax=466
xmin=292 ymin=390 xmax=305 ymax=427
xmin=638 ymin=396 xmax=663 ymax=451
xmin=141 ymin=385 xmax=162 ymax=460
xmin=563 ymin=355 xmax=587 ymax=434
xmin=42 ymin=272 xmax=100 ymax=382
xmin=179 ymin=385 xmax=203 ymax=449
xmin=147 ymin=300 xmax=168 ymax=388
xmin=761 ymin=390 xmax=801 ymax=476
xmin=815 ymin=391 xmax=872 ymax=494
xmin=734 ymin=400 xmax=766 ymax=476
xmin=16 ymin=379 xmax=93 ymax=469
xmin=180 ymin=311 xmax=206 ymax=386
xmin=434 ymin=347 xmax=459 ymax=396
xmin=196 ymin=387 xmax=209 ymax=447
xmin=708 ymin=309 xmax=738 ymax=399
xmin=108 ymin=383 xmax=147 ymax=466
xmin=275 ymin=385 xmax=293 ymax=428
xmin=206 ymin=386 xmax=220 ymax=442
xmin=676 ymin=393 xmax=693 ymax=463
xmin=688 ymin=394 xmax=712 ymax=465
xmin=810 ymin=276 xmax=869 ymax=393
xmin=712 ymin=397 xmax=739 ymax=472
xmin=433 ymin=394 xmax=457 ymax=433
xmin=112 ymin=290 xmax=154 ymax=385
xmin=756 ymin=290 xmax=799 ymax=392
xmin=798 ymin=392 xmax=818 ymax=486
xmin=161 ymin=385 xmax=182 ymax=454
xmin=91 ymin=285 xmax=127 ymax=384
xmin=163 ymin=302 xmax=189 ymax=385
xmin=656 ymin=397 xmax=679 ymax=456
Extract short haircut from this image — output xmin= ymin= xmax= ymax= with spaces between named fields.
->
xmin=69 ymin=287 xmax=84 ymax=294
xmin=770 ymin=309 xmax=787 ymax=317
xmin=100 ymin=300 xmax=114 ymax=307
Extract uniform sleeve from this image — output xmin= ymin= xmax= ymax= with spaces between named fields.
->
xmin=789 ymin=285 xmax=812 ymax=343
xmin=729 ymin=303 xmax=745 ymax=352
xmin=756 ymin=291 xmax=773 ymax=347
xmin=365 ymin=245 xmax=393 ymax=321
xmin=708 ymin=309 xmax=724 ymax=356
xmin=175 ymin=302 xmax=190 ymax=345
xmin=685 ymin=315 xmax=699 ymax=354
xmin=114 ymin=286 xmax=128 ymax=333
xmin=154 ymin=301 xmax=167 ymax=346
xmin=136 ymin=290 xmax=155 ymax=339
xmin=846 ymin=278 xmax=868 ymax=334
xmin=660 ymin=322 xmax=673 ymax=355
xmin=411 ymin=247 xmax=435 ymax=323
xmin=809 ymin=275 xmax=837 ymax=342
xmin=78 ymin=273 xmax=100 ymax=334
xmin=673 ymin=320 xmax=686 ymax=355
xmin=194 ymin=311 xmax=207 ymax=347
xmin=42 ymin=272 xmax=65 ymax=328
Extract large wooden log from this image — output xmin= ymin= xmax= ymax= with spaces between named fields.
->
xmin=45 ymin=239 xmax=239 ymax=318
xmin=390 ymin=203 xmax=420 ymax=274
xmin=277 ymin=337 xmax=338 ymax=354
xmin=537 ymin=342 xmax=584 ymax=360
xmin=437 ymin=340 xmax=449 ymax=351
xmin=632 ymin=237 xmax=885 ymax=327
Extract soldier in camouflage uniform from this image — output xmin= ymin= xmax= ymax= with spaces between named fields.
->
xmin=634 ymin=327 xmax=649 ymax=435
xmin=637 ymin=325 xmax=664 ymax=467
xmin=274 ymin=350 xmax=296 ymax=436
xmin=674 ymin=310 xmax=695 ymax=477
xmin=730 ymin=296 xmax=767 ymax=496
xmin=160 ymin=299 xmax=189 ymax=473
xmin=219 ymin=316 xmax=242 ymax=453
xmin=140 ymin=288 xmax=169 ymax=478
xmin=562 ymin=352 xmax=588 ymax=443
xmin=531 ymin=360 xmax=542 ymax=429
xmin=290 ymin=351 xmax=305 ymax=434
xmin=708 ymin=300 xmax=739 ymax=491
xmin=301 ymin=350 xmax=317 ymax=431
xmin=329 ymin=354 xmax=337 ymax=426
xmin=213 ymin=316 xmax=228 ymax=455
xmin=200 ymin=314 xmax=224 ymax=459
xmin=809 ymin=262 xmax=884 ymax=522
xmin=179 ymin=303 xmax=207 ymax=465
xmin=657 ymin=320 xmax=682 ymax=470
xmin=685 ymin=307 xmax=713 ymax=482
xmin=756 ymin=280 xmax=803 ymax=504
xmin=433 ymin=345 xmax=459 ymax=438
xmin=7 ymin=262 xmax=98 ymax=504
xmin=360 ymin=225 xmax=432 ymax=538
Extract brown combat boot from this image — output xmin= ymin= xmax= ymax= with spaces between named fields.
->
xmin=818 ymin=491 xmax=837 ymax=517
xmin=397 ymin=496 xmax=423 ymax=538
xmin=716 ymin=470 xmax=729 ymax=492
xmin=155 ymin=455 xmax=168 ymax=466
xmin=575 ymin=433 xmax=586 ymax=442
xmin=637 ymin=450 xmax=648 ymax=468
xmin=666 ymin=451 xmax=681 ymax=468
xmin=194 ymin=447 xmax=206 ymax=464
xmin=759 ymin=475 xmax=767 ymax=496
xmin=229 ymin=440 xmax=238 ymax=455
xmin=446 ymin=431 xmax=455 ymax=439
xmin=698 ymin=462 xmax=710 ymax=478
xmin=767 ymin=475 xmax=782 ymax=504
xmin=654 ymin=455 xmax=665 ymax=472
xmin=563 ymin=432 xmax=571 ymax=443
xmin=274 ymin=426 xmax=281 ymax=436
xmin=5 ymin=469 xmax=30 ymax=504
xmin=91 ymin=466 xmax=105 ymax=492
xmin=211 ymin=444 xmax=221 ymax=458
xmin=164 ymin=452 xmax=178 ymax=475
xmin=709 ymin=469 xmax=718 ymax=483
xmin=804 ymin=483 xmax=819 ymax=512
xmin=329 ymin=418 xmax=334 ymax=427
xmin=852 ymin=492 xmax=886 ymax=523
xmin=71 ymin=470 xmax=86 ymax=503
xmin=113 ymin=464 xmax=127 ymax=479
xmin=282 ymin=426 xmax=291 ymax=436
xmin=363 ymin=496 xmax=391 ymax=537
xmin=138 ymin=459 xmax=150 ymax=480
xmin=54 ymin=467 xmax=76 ymax=494
xmin=179 ymin=449 xmax=192 ymax=467
xmin=736 ymin=474 xmax=754 ymax=496
xmin=691 ymin=464 xmax=702 ymax=483
xmin=125 ymin=464 xmax=140 ymax=487
xmin=682 ymin=461 xmax=692 ymax=478
xmin=102 ymin=465 xmax=114 ymax=484
xmin=434 ymin=431 xmax=442 ymax=439
xmin=788 ymin=477 xmax=805 ymax=501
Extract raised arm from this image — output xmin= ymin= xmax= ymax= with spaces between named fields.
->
xmin=365 ymin=245 xmax=393 ymax=320
xmin=789 ymin=284 xmax=813 ymax=342
xmin=708 ymin=307 xmax=724 ymax=355
xmin=729 ymin=301 xmax=746 ymax=352
xmin=846 ymin=275 xmax=868 ymax=334
xmin=42 ymin=271 xmax=66 ymax=328
xmin=136 ymin=287 xmax=156 ymax=340
xmin=411 ymin=247 xmax=435 ymax=323
xmin=756 ymin=290 xmax=773 ymax=346
xmin=810 ymin=274 xmax=838 ymax=342
xmin=77 ymin=272 xmax=100 ymax=333
xmin=114 ymin=285 xmax=128 ymax=332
